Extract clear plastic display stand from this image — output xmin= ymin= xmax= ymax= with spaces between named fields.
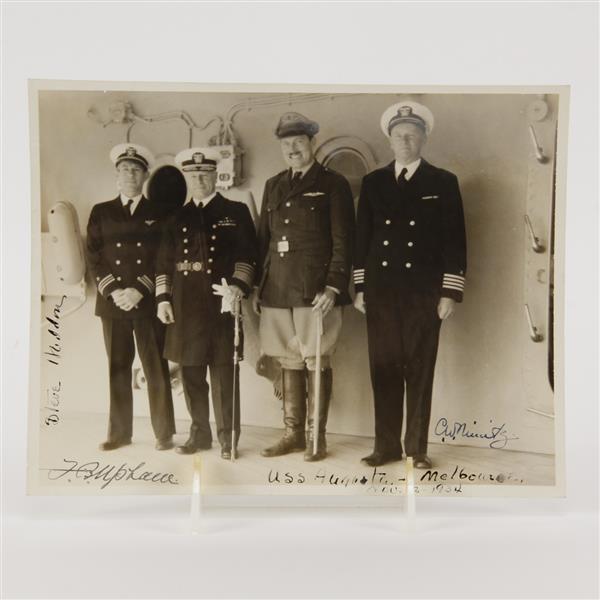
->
xmin=189 ymin=455 xmax=203 ymax=534
xmin=188 ymin=454 xmax=417 ymax=533
xmin=403 ymin=456 xmax=417 ymax=531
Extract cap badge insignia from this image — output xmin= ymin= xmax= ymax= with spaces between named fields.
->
xmin=398 ymin=106 xmax=412 ymax=117
xmin=126 ymin=146 xmax=137 ymax=157
xmin=192 ymin=152 xmax=204 ymax=164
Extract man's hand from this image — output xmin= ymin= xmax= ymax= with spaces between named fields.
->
xmin=157 ymin=301 xmax=175 ymax=324
xmin=212 ymin=278 xmax=244 ymax=315
xmin=116 ymin=288 xmax=143 ymax=312
xmin=353 ymin=291 xmax=366 ymax=314
xmin=110 ymin=288 xmax=126 ymax=308
xmin=437 ymin=297 xmax=456 ymax=320
xmin=228 ymin=284 xmax=244 ymax=317
xmin=111 ymin=288 xmax=138 ymax=311
xmin=311 ymin=288 xmax=336 ymax=316
xmin=251 ymin=288 xmax=261 ymax=315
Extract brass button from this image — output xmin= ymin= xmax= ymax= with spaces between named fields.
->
xmin=279 ymin=252 xmax=284 ymax=257
xmin=210 ymin=246 xmax=215 ymax=252
xmin=184 ymin=271 xmax=188 ymax=276
xmin=286 ymin=202 xmax=291 ymax=207
xmin=184 ymin=249 xmax=188 ymax=254
xmin=115 ymin=260 xmax=121 ymax=265
xmin=116 ymin=242 xmax=122 ymax=248
xmin=136 ymin=242 xmax=141 ymax=247
xmin=382 ymin=261 xmax=388 ymax=267
xmin=409 ymin=220 xmax=416 ymax=226
xmin=207 ymin=269 xmax=212 ymax=274
xmin=183 ymin=238 xmax=188 ymax=243
xmin=408 ymin=242 xmax=414 ymax=247
xmin=383 ymin=240 xmax=389 ymax=246
xmin=284 ymin=219 xmax=290 ymax=224
xmin=208 ymin=258 xmax=213 ymax=263
xmin=385 ymin=219 xmax=391 ymax=225
xmin=212 ymin=224 xmax=217 ymax=229
xmin=117 ymin=276 xmax=122 ymax=281
xmin=282 ymin=236 xmax=287 ymax=241
xmin=405 ymin=262 xmax=412 ymax=268
xmin=136 ymin=259 xmax=141 ymax=264
xmin=182 ymin=227 xmax=187 ymax=232
xmin=211 ymin=235 xmax=216 ymax=240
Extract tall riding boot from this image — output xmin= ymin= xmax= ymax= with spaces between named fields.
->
xmin=261 ymin=369 xmax=307 ymax=457
xmin=304 ymin=368 xmax=332 ymax=461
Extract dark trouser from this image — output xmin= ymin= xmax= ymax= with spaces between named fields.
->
xmin=181 ymin=363 xmax=240 ymax=447
xmin=365 ymin=289 xmax=441 ymax=456
xmin=101 ymin=317 xmax=175 ymax=443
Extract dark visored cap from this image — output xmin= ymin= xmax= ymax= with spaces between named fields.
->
xmin=275 ymin=112 xmax=320 ymax=139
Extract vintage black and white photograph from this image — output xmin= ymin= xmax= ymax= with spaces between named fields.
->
xmin=28 ymin=81 xmax=567 ymax=498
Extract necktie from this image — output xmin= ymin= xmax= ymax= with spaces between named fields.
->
xmin=291 ymin=171 xmax=302 ymax=187
xmin=125 ymin=198 xmax=134 ymax=216
xmin=397 ymin=168 xmax=408 ymax=187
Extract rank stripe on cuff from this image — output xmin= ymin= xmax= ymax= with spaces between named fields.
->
xmin=156 ymin=274 xmax=172 ymax=297
xmin=443 ymin=283 xmax=464 ymax=292
xmin=98 ymin=274 xmax=116 ymax=295
xmin=353 ymin=268 xmax=365 ymax=283
xmin=443 ymin=274 xmax=465 ymax=290
xmin=137 ymin=275 xmax=154 ymax=293
xmin=233 ymin=262 xmax=255 ymax=286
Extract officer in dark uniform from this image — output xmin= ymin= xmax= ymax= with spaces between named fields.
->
xmin=86 ymin=143 xmax=176 ymax=451
xmin=354 ymin=102 xmax=467 ymax=468
xmin=253 ymin=112 xmax=355 ymax=461
xmin=156 ymin=149 xmax=257 ymax=459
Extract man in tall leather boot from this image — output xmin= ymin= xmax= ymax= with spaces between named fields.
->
xmin=156 ymin=149 xmax=257 ymax=460
xmin=354 ymin=101 xmax=467 ymax=469
xmin=253 ymin=112 xmax=355 ymax=461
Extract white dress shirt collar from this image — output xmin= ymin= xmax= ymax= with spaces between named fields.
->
xmin=394 ymin=158 xmax=422 ymax=181
xmin=120 ymin=193 xmax=143 ymax=215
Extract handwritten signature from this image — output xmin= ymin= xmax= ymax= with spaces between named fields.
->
xmin=44 ymin=381 xmax=61 ymax=426
xmin=434 ymin=417 xmax=519 ymax=449
xmin=45 ymin=459 xmax=179 ymax=490
xmin=45 ymin=295 xmax=66 ymax=366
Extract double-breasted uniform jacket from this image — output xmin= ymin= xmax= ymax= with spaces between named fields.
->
xmin=354 ymin=159 xmax=467 ymax=302
xmin=257 ymin=161 xmax=355 ymax=308
xmin=86 ymin=196 xmax=162 ymax=317
xmin=155 ymin=193 xmax=258 ymax=366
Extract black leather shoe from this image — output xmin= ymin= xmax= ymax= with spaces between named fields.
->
xmin=361 ymin=450 xmax=403 ymax=467
xmin=412 ymin=455 xmax=433 ymax=469
xmin=221 ymin=446 xmax=238 ymax=460
xmin=99 ymin=439 xmax=131 ymax=451
xmin=175 ymin=439 xmax=212 ymax=455
xmin=155 ymin=437 xmax=174 ymax=451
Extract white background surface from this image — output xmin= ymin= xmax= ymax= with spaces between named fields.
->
xmin=2 ymin=2 xmax=598 ymax=599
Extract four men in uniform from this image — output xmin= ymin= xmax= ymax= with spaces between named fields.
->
xmin=87 ymin=101 xmax=465 ymax=467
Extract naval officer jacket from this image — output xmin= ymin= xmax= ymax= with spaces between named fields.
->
xmin=257 ymin=161 xmax=355 ymax=308
xmin=86 ymin=196 xmax=163 ymax=319
xmin=155 ymin=193 xmax=257 ymax=366
xmin=354 ymin=159 xmax=467 ymax=302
